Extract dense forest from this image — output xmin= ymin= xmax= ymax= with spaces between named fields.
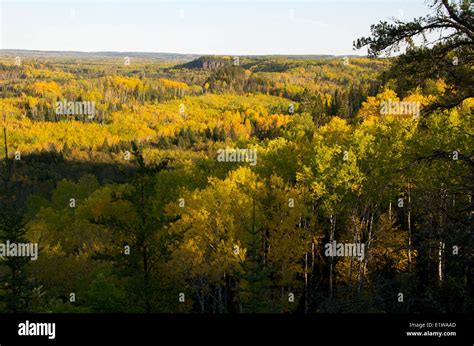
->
xmin=0 ymin=0 xmax=472 ymax=314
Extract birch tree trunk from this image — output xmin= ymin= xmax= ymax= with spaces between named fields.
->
xmin=329 ymin=214 xmax=336 ymax=300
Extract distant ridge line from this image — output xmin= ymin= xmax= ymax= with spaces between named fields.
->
xmin=0 ymin=49 xmax=366 ymax=60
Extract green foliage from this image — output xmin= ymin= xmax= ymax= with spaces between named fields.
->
xmin=0 ymin=43 xmax=472 ymax=314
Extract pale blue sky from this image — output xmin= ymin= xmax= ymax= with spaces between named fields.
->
xmin=1 ymin=0 xmax=430 ymax=55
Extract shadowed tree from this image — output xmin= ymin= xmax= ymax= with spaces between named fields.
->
xmin=354 ymin=0 xmax=473 ymax=113
xmin=0 ymin=126 xmax=34 ymax=312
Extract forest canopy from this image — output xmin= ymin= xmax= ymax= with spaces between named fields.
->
xmin=0 ymin=3 xmax=472 ymax=313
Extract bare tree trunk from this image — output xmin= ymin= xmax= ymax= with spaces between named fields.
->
xmin=389 ymin=187 xmax=392 ymax=220
xmin=349 ymin=213 xmax=357 ymax=288
xmin=3 ymin=127 xmax=7 ymax=158
xmin=142 ymin=244 xmax=151 ymax=313
xmin=408 ymin=182 xmax=412 ymax=274
xmin=3 ymin=125 xmax=11 ymax=188
xmin=358 ymin=212 xmax=372 ymax=294
xmin=438 ymin=241 xmax=445 ymax=282
xmin=438 ymin=201 xmax=445 ymax=282
xmin=304 ymin=251 xmax=308 ymax=313
xmin=197 ymin=281 xmax=205 ymax=313
xmin=362 ymin=213 xmax=374 ymax=286
xmin=329 ymin=214 xmax=336 ymax=300
xmin=218 ymin=285 xmax=223 ymax=313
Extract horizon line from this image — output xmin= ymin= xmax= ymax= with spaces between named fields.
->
xmin=0 ymin=49 xmax=369 ymax=58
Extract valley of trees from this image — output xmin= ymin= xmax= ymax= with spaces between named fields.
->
xmin=0 ymin=0 xmax=472 ymax=314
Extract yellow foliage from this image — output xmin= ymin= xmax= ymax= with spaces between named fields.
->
xmin=159 ymin=78 xmax=189 ymax=90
